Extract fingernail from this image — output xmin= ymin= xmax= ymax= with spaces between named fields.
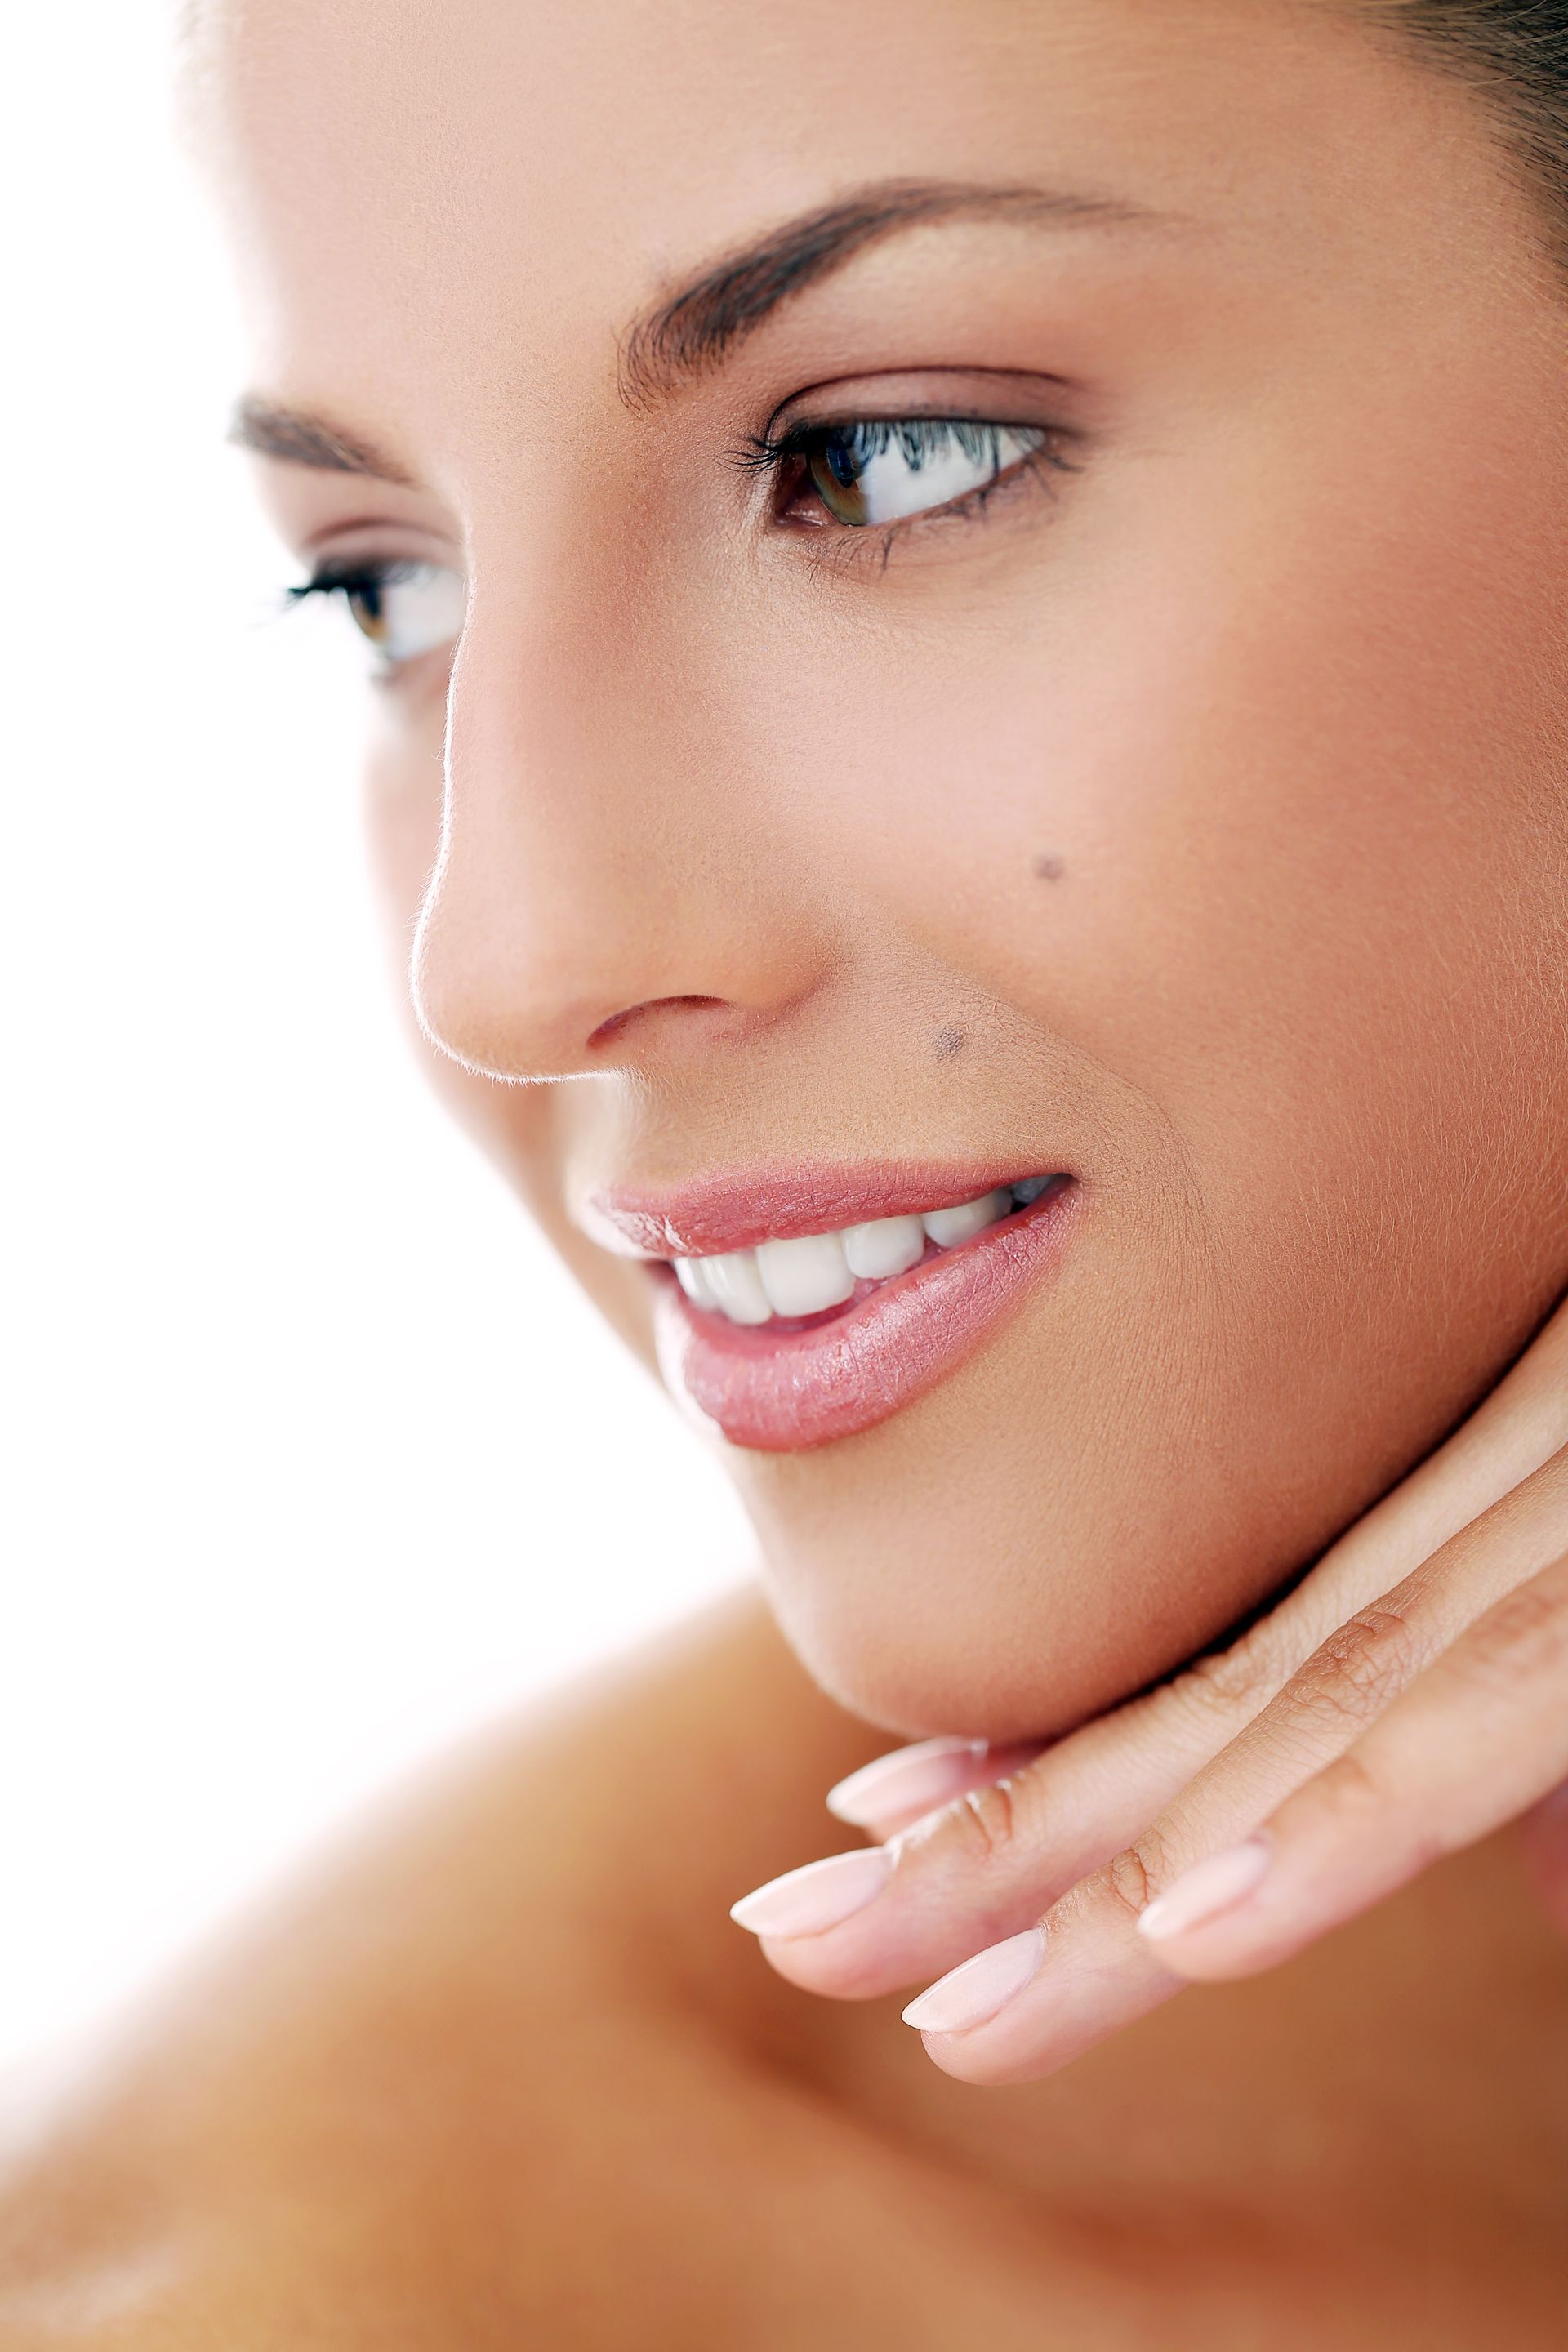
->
xmin=826 ymin=1736 xmax=990 ymax=1826
xmin=901 ymin=1927 xmax=1045 ymax=2034
xmin=1136 ymin=1838 xmax=1273 ymax=1941
xmin=729 ymin=1847 xmax=893 ymax=1936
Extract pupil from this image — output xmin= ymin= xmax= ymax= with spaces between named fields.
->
xmin=826 ymin=436 xmax=860 ymax=488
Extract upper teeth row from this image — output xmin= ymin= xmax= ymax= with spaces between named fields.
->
xmin=672 ymin=1177 xmax=1054 ymax=1325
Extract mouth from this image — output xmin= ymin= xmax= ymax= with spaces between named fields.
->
xmin=586 ymin=1166 xmax=1078 ymax=1452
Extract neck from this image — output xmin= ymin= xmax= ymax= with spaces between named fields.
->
xmin=800 ymin=1829 xmax=1567 ymax=2265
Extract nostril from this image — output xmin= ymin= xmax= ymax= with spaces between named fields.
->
xmin=586 ymin=995 xmax=731 ymax=1051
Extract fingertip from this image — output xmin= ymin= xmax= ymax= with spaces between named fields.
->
xmin=825 ymin=1736 xmax=990 ymax=1828
xmin=1134 ymin=1838 xmax=1273 ymax=1944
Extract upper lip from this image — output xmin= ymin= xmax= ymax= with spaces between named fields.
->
xmin=577 ymin=1159 xmax=1068 ymax=1260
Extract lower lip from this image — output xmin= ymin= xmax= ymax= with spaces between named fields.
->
xmin=651 ymin=1178 xmax=1079 ymax=1452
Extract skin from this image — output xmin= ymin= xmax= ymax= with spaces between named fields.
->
xmin=744 ymin=1294 xmax=1568 ymax=2085
xmin=208 ymin=0 xmax=1566 ymax=1741
xmin=0 ymin=0 xmax=1563 ymax=2339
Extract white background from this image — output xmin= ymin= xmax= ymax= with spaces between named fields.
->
xmin=1 ymin=6 xmax=751 ymax=2079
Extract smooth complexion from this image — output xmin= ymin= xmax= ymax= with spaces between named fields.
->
xmin=1 ymin=4 xmax=1557 ymax=2342
xmin=207 ymin=0 xmax=1566 ymax=1745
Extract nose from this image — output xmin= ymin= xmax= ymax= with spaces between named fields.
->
xmin=412 ymin=593 xmax=834 ymax=1080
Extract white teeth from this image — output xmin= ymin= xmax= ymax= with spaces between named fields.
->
xmin=755 ymin=1231 xmax=856 ymax=1318
xmin=702 ymin=1249 xmax=773 ymax=1325
xmin=920 ymin=1190 xmax=1013 ymax=1247
xmin=670 ymin=1178 xmax=1056 ymax=1326
xmin=674 ymin=1255 xmax=719 ymax=1309
xmin=842 ymin=1214 xmax=927 ymax=1280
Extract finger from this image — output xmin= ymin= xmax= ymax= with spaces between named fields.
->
xmin=906 ymin=1551 xmax=1568 ymax=2089
xmin=739 ymin=1441 xmax=1568 ymax=2002
xmin=898 ymin=1485 xmax=1568 ymax=2085
xmin=824 ymin=1738 xmax=1046 ymax=1841
xmin=733 ymin=1312 xmax=1568 ymax=2000
xmin=1246 ymin=1290 xmax=1568 ymax=1659
xmin=734 ymin=1667 xmax=1245 ymax=1999
xmin=1147 ymin=1441 xmax=1568 ymax=1857
xmin=1149 ymin=1294 xmax=1568 ymax=1795
xmin=1135 ymin=1547 xmax=1568 ymax=1982
xmin=899 ymin=1864 xmax=1183 ymax=2087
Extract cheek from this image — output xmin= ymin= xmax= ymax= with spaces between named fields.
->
xmin=746 ymin=385 xmax=1566 ymax=1262
xmin=719 ymin=424 xmax=1566 ymax=1737
xmin=363 ymin=708 xmax=443 ymax=952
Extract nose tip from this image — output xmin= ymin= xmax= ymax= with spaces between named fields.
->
xmin=408 ymin=913 xmax=667 ymax=1080
xmin=409 ymin=598 xmax=838 ymax=1084
xmin=409 ymin=828 xmax=831 ymax=1082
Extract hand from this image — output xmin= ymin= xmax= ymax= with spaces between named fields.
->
xmin=728 ymin=1294 xmax=1568 ymax=2085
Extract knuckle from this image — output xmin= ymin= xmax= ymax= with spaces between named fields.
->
xmin=1285 ymin=1603 xmax=1423 ymax=1737
xmin=929 ymin=1772 xmax=1028 ymax=1873
xmin=1178 ymin=1625 xmax=1282 ymax=1726
xmin=1456 ymin=1572 xmax=1568 ymax=1693
xmin=1104 ymin=1828 xmax=1178 ymax=1929
xmin=1309 ymin=1737 xmax=1396 ymax=1829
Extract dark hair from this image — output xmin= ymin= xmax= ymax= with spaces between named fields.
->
xmin=1359 ymin=3 xmax=1568 ymax=269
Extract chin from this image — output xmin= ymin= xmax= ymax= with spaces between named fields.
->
xmin=729 ymin=1326 xmax=1302 ymax=1744
xmin=751 ymin=1523 xmax=1252 ymax=1745
xmin=721 ymin=1239 xmax=1501 ymax=1742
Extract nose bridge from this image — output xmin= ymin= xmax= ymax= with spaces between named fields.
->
xmin=412 ymin=577 xmax=824 ymax=1080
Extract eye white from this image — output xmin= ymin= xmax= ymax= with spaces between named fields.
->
xmin=354 ymin=562 xmax=467 ymax=664
xmin=849 ymin=425 xmax=1045 ymax=524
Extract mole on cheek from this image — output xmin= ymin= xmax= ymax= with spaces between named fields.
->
xmin=933 ymin=1027 xmax=966 ymax=1060
xmin=1032 ymin=853 xmax=1066 ymax=883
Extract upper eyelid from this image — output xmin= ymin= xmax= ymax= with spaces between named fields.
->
xmin=737 ymin=412 xmax=1071 ymax=484
xmin=287 ymin=556 xmax=427 ymax=606
xmin=757 ymin=407 xmax=1067 ymax=463
xmin=754 ymin=412 xmax=1072 ymax=485
xmin=758 ymin=410 xmax=1039 ymax=450
xmin=286 ymin=515 xmax=461 ymax=570
xmin=755 ymin=365 xmax=1081 ymax=439
xmin=294 ymin=557 xmax=390 ymax=587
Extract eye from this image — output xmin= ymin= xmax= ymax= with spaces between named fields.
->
xmin=287 ymin=559 xmax=466 ymax=667
xmin=764 ymin=417 xmax=1055 ymax=528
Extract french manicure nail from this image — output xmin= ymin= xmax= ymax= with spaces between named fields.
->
xmin=730 ymin=1846 xmax=893 ymax=1936
xmin=901 ymin=1927 xmax=1045 ymax=2034
xmin=1136 ymin=1838 xmax=1272 ymax=1940
xmin=826 ymin=1736 xmax=991 ymax=1826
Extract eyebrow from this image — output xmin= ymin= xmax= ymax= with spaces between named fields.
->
xmin=619 ymin=176 xmax=1182 ymax=407
xmin=229 ymin=175 xmax=1182 ymax=474
xmin=227 ymin=397 xmax=416 ymax=483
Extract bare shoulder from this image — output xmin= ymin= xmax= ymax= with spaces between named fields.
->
xmin=0 ymin=1590 xmax=891 ymax=2347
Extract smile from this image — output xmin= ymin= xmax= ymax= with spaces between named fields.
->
xmin=588 ymin=1166 xmax=1080 ymax=1453
xmin=670 ymin=1176 xmax=1062 ymax=1326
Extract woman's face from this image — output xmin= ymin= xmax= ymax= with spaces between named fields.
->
xmin=213 ymin=0 xmax=1568 ymax=1737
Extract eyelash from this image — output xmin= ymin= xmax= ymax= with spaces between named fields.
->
xmin=283 ymin=558 xmax=465 ymax=681
xmin=738 ymin=414 xmax=1082 ymax=567
xmin=285 ymin=561 xmax=407 ymax=630
xmin=283 ymin=414 xmax=1080 ymax=657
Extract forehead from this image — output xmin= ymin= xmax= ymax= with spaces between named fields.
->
xmin=197 ymin=0 xmax=1479 ymax=448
